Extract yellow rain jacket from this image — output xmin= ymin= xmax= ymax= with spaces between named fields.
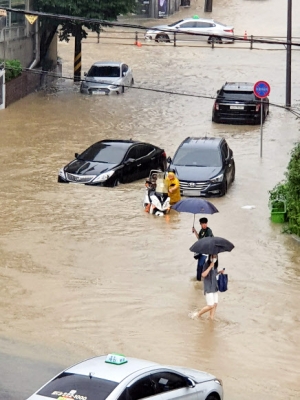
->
xmin=165 ymin=175 xmax=181 ymax=205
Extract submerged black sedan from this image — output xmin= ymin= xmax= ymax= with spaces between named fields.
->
xmin=58 ymin=139 xmax=167 ymax=187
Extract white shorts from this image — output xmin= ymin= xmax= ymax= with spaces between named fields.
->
xmin=205 ymin=292 xmax=218 ymax=306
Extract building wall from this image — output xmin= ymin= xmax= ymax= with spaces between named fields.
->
xmin=136 ymin=0 xmax=180 ymax=18
xmin=0 ymin=0 xmax=57 ymax=68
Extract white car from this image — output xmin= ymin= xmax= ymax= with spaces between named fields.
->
xmin=80 ymin=61 xmax=134 ymax=95
xmin=144 ymin=17 xmax=234 ymax=44
xmin=26 ymin=353 xmax=223 ymax=400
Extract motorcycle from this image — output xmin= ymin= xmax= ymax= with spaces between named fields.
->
xmin=143 ymin=170 xmax=171 ymax=216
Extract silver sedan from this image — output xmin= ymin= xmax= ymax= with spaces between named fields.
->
xmin=145 ymin=17 xmax=234 ymax=44
xmin=26 ymin=353 xmax=223 ymax=400
xmin=80 ymin=61 xmax=134 ymax=95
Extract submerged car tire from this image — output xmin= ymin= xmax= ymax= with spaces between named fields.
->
xmin=208 ymin=36 xmax=222 ymax=44
xmin=155 ymin=34 xmax=170 ymax=43
xmin=220 ymin=181 xmax=227 ymax=196
xmin=231 ymin=164 xmax=235 ymax=183
xmin=205 ymin=395 xmax=219 ymax=400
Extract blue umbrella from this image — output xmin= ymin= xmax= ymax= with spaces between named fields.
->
xmin=171 ymin=198 xmax=219 ymax=227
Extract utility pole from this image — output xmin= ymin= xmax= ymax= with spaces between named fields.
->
xmin=286 ymin=0 xmax=292 ymax=107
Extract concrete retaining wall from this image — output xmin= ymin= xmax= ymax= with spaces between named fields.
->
xmin=5 ymin=63 xmax=62 ymax=107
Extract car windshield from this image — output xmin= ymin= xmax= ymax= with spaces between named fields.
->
xmin=37 ymin=372 xmax=118 ymax=400
xmin=220 ymin=90 xmax=255 ymax=101
xmin=79 ymin=143 xmax=127 ymax=164
xmin=88 ymin=66 xmax=121 ymax=78
xmin=168 ymin=19 xmax=183 ymax=27
xmin=173 ymin=147 xmax=222 ymax=167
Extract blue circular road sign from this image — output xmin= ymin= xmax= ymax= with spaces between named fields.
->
xmin=254 ymin=81 xmax=270 ymax=98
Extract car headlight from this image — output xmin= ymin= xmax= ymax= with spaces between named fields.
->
xmin=214 ymin=378 xmax=223 ymax=386
xmin=59 ymin=168 xmax=65 ymax=178
xmin=211 ymin=173 xmax=223 ymax=183
xmin=93 ymin=170 xmax=115 ymax=183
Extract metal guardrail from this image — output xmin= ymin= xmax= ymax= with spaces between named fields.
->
xmin=0 ymin=26 xmax=26 ymax=42
xmin=84 ymin=29 xmax=300 ymax=50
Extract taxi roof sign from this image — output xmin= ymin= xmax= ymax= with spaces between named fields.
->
xmin=105 ymin=353 xmax=128 ymax=365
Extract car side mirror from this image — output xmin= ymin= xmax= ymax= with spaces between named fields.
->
xmin=217 ymin=89 xmax=220 ymax=94
xmin=186 ymin=378 xmax=195 ymax=388
xmin=75 ymin=153 xmax=79 ymax=158
xmin=125 ymin=158 xmax=135 ymax=165
xmin=167 ymin=156 xmax=172 ymax=163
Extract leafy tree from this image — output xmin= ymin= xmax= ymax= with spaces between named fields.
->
xmin=33 ymin=0 xmax=136 ymax=80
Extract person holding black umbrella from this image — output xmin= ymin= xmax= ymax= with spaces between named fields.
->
xmin=191 ymin=254 xmax=225 ymax=320
xmin=192 ymin=217 xmax=214 ymax=281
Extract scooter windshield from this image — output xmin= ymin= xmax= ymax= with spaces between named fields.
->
xmin=155 ymin=175 xmax=168 ymax=194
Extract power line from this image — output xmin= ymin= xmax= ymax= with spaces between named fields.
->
xmin=4 ymin=64 xmax=300 ymax=118
xmin=2 ymin=7 xmax=300 ymax=47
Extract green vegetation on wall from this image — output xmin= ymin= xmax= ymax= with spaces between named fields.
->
xmin=0 ymin=59 xmax=22 ymax=82
xmin=269 ymin=142 xmax=300 ymax=235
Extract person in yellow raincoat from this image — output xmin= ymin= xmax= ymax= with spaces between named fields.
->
xmin=165 ymin=171 xmax=181 ymax=205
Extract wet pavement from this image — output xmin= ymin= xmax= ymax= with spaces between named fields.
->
xmin=1 ymin=0 xmax=300 ymax=399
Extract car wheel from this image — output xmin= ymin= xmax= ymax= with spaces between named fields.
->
xmin=156 ymin=34 xmax=170 ymax=43
xmin=220 ymin=181 xmax=227 ymax=196
xmin=231 ymin=164 xmax=235 ymax=183
xmin=113 ymin=179 xmax=120 ymax=187
xmin=216 ymin=36 xmax=223 ymax=44
xmin=205 ymin=395 xmax=219 ymax=400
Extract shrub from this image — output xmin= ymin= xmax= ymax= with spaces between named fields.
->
xmin=0 ymin=59 xmax=22 ymax=82
xmin=269 ymin=142 xmax=300 ymax=235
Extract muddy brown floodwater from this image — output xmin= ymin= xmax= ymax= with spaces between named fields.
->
xmin=1 ymin=0 xmax=300 ymax=399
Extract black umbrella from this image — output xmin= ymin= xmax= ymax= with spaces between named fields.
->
xmin=171 ymin=198 xmax=219 ymax=228
xmin=189 ymin=236 xmax=234 ymax=255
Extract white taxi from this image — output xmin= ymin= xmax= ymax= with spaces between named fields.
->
xmin=26 ymin=353 xmax=223 ymax=400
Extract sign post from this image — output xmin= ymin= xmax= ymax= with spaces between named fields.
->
xmin=253 ymin=81 xmax=271 ymax=158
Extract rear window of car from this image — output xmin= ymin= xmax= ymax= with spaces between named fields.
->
xmin=173 ymin=146 xmax=222 ymax=167
xmin=88 ymin=66 xmax=120 ymax=78
xmin=37 ymin=372 xmax=118 ymax=400
xmin=79 ymin=143 xmax=128 ymax=164
xmin=219 ymin=90 xmax=256 ymax=101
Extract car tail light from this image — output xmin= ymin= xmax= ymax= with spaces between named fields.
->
xmin=224 ymin=29 xmax=234 ymax=33
xmin=162 ymin=151 xmax=167 ymax=158
xmin=256 ymin=104 xmax=260 ymax=112
xmin=214 ymin=102 xmax=219 ymax=110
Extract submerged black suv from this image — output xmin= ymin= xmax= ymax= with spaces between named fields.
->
xmin=167 ymin=137 xmax=235 ymax=197
xmin=212 ymin=82 xmax=269 ymax=125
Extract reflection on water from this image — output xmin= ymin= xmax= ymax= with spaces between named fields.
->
xmin=1 ymin=0 xmax=300 ymax=399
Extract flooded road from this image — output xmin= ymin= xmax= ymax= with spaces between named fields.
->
xmin=1 ymin=0 xmax=300 ymax=399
